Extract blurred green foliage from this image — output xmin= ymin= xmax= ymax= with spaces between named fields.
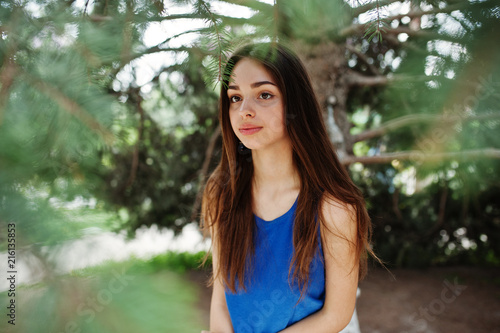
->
xmin=352 ymin=160 xmax=500 ymax=268
xmin=0 ymin=252 xmax=209 ymax=333
xmin=344 ymin=2 xmax=500 ymax=267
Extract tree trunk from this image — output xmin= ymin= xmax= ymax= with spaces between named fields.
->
xmin=293 ymin=41 xmax=353 ymax=157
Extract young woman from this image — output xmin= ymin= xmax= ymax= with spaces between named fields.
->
xmin=201 ymin=43 xmax=375 ymax=333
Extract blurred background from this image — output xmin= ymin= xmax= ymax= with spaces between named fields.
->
xmin=0 ymin=0 xmax=499 ymax=332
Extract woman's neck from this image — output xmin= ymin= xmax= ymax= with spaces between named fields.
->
xmin=251 ymin=143 xmax=300 ymax=197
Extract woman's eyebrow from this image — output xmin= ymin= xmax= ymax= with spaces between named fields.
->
xmin=227 ymin=81 xmax=277 ymax=90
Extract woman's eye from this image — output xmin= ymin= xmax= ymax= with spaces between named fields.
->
xmin=260 ymin=92 xmax=273 ymax=100
xmin=229 ymin=96 xmax=241 ymax=103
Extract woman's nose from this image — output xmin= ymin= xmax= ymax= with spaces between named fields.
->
xmin=239 ymin=99 xmax=255 ymax=118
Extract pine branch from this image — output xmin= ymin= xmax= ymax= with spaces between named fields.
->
xmin=339 ymin=23 xmax=371 ymax=38
xmin=384 ymin=27 xmax=438 ymax=38
xmin=88 ymin=11 xmax=249 ymax=27
xmin=110 ymin=46 xmax=198 ymax=77
xmin=133 ymin=45 xmax=198 ymax=60
xmin=341 ymin=23 xmax=449 ymax=40
xmin=217 ymin=0 xmax=273 ymax=12
xmin=109 ymin=29 xmax=211 ymax=74
xmin=350 ymin=0 xmax=403 ymax=18
xmin=190 ymin=1 xmax=238 ymax=88
xmin=364 ymin=0 xmax=388 ymax=42
xmin=382 ymin=35 xmax=470 ymax=58
xmin=157 ymin=27 xmax=213 ymax=47
xmin=388 ymin=28 xmax=468 ymax=45
xmin=381 ymin=34 xmax=428 ymax=54
xmin=199 ymin=1 xmax=226 ymax=83
xmin=353 ymin=112 xmax=500 ymax=142
xmin=341 ymin=148 xmax=500 ymax=165
xmin=22 ymin=71 xmax=114 ymax=144
xmin=83 ymin=0 xmax=91 ymax=17
xmin=120 ymin=0 xmax=134 ymax=66
xmin=150 ymin=12 xmax=249 ymax=26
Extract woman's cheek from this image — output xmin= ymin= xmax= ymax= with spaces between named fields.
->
xmin=268 ymin=114 xmax=284 ymax=134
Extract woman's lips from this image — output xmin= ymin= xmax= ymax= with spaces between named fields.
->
xmin=239 ymin=127 xmax=262 ymax=135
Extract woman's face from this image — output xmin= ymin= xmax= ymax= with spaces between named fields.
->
xmin=227 ymin=58 xmax=289 ymax=152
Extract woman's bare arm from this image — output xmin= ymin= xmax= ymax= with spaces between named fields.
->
xmin=278 ymin=197 xmax=359 ymax=333
xmin=209 ymin=231 xmax=234 ymax=333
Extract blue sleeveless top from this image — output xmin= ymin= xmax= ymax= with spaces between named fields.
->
xmin=225 ymin=198 xmax=325 ymax=333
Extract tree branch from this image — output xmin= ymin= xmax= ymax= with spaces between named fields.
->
xmin=217 ymin=0 xmax=273 ymax=12
xmin=425 ymin=184 xmax=448 ymax=237
xmin=110 ymin=46 xmax=200 ymax=77
xmin=340 ymin=22 xmax=457 ymax=41
xmin=350 ymin=0 xmax=403 ymax=18
xmin=384 ymin=2 xmax=467 ymax=22
xmin=392 ymin=187 xmax=403 ymax=221
xmin=130 ymin=45 xmax=196 ymax=61
xmin=345 ymin=44 xmax=381 ymax=75
xmin=154 ymin=27 xmax=212 ymax=49
xmin=341 ymin=148 xmax=500 ymax=165
xmin=23 ymin=71 xmax=114 ymax=144
xmin=191 ymin=125 xmax=221 ymax=222
xmin=120 ymin=0 xmax=134 ymax=66
xmin=149 ymin=12 xmax=250 ymax=26
xmin=346 ymin=71 xmax=390 ymax=86
xmin=347 ymin=71 xmax=450 ymax=87
xmin=88 ymin=11 xmax=250 ymax=27
xmin=124 ymin=90 xmax=144 ymax=190
xmin=353 ymin=112 xmax=500 ymax=142
xmin=199 ymin=1 xmax=227 ymax=82
xmin=88 ymin=15 xmax=113 ymax=22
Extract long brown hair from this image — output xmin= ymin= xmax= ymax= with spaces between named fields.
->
xmin=201 ymin=43 xmax=375 ymax=294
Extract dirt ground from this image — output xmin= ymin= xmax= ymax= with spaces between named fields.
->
xmin=189 ymin=266 xmax=500 ymax=333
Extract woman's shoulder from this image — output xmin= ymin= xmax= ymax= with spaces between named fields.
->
xmin=319 ymin=194 xmax=357 ymax=236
